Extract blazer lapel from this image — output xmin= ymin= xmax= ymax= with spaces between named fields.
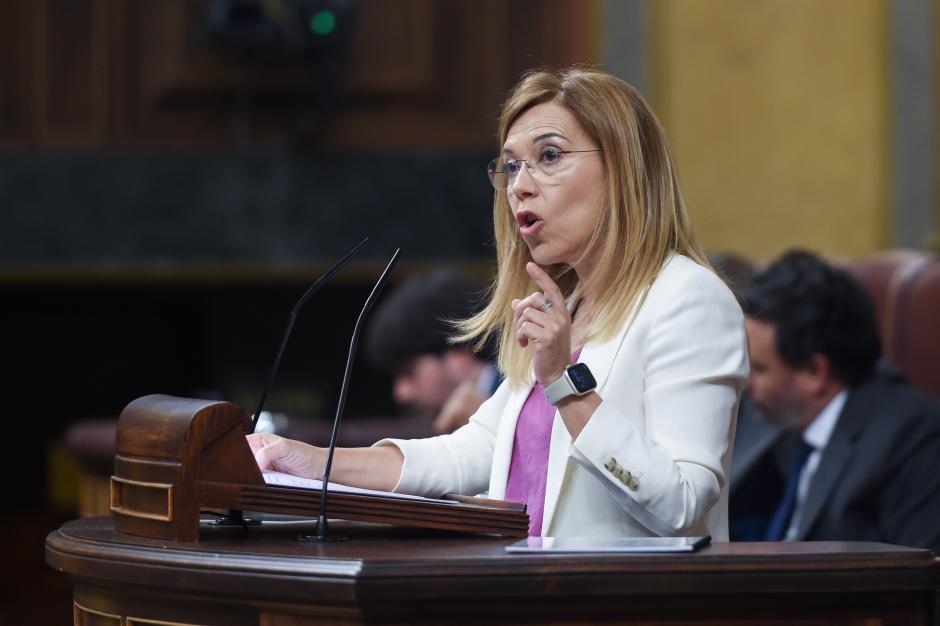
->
xmin=795 ymin=386 xmax=871 ymax=539
xmin=541 ymin=313 xmax=634 ymax=534
xmin=487 ymin=386 xmax=530 ymax=500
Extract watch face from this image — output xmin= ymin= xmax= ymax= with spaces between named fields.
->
xmin=567 ymin=363 xmax=597 ymax=393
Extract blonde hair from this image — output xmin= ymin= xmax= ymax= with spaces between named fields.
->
xmin=455 ymin=67 xmax=709 ymax=386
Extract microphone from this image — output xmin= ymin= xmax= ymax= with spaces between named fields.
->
xmin=249 ymin=236 xmax=369 ymax=434
xmin=306 ymin=247 xmax=401 ymax=542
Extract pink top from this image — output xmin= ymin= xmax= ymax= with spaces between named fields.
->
xmin=505 ymin=350 xmax=581 ymax=536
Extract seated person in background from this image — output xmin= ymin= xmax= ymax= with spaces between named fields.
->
xmin=740 ymin=250 xmax=940 ymax=551
xmin=365 ymin=268 xmax=500 ymax=435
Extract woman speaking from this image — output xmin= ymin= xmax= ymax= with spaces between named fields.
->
xmin=248 ymin=68 xmax=748 ymax=539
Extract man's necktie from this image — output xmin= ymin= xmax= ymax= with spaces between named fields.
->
xmin=764 ymin=437 xmax=814 ymax=541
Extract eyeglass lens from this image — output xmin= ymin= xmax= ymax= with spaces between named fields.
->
xmin=486 ymin=150 xmax=599 ymax=190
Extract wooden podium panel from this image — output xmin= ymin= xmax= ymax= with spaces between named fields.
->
xmin=47 ymin=517 xmax=940 ymax=626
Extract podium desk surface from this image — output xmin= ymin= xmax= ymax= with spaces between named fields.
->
xmin=47 ymin=517 xmax=940 ymax=626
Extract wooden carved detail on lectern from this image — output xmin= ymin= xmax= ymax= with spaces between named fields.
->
xmin=74 ymin=600 xmax=211 ymax=626
xmin=74 ymin=600 xmax=122 ymax=626
xmin=110 ymin=475 xmax=174 ymax=522
xmin=110 ymin=394 xmax=262 ymax=542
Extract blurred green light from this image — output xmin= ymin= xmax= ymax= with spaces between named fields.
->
xmin=310 ymin=10 xmax=336 ymax=35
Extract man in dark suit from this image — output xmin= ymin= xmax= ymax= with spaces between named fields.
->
xmin=735 ymin=250 xmax=940 ymax=551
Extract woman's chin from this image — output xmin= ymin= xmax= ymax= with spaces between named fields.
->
xmin=529 ymin=250 xmax=570 ymax=269
xmin=525 ymin=243 xmax=559 ymax=267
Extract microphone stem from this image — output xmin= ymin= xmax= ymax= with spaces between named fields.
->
xmin=250 ymin=313 xmax=296 ymax=434
xmin=249 ymin=236 xmax=368 ymax=434
xmin=316 ymin=248 xmax=401 ymax=539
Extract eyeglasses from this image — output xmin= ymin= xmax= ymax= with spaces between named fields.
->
xmin=486 ymin=147 xmax=602 ymax=190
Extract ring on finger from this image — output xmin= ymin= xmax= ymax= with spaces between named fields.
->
xmin=538 ymin=297 xmax=553 ymax=311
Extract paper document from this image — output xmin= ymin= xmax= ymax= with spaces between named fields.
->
xmin=262 ymin=470 xmax=456 ymax=505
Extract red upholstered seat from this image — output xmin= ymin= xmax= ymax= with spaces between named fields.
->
xmin=843 ymin=251 xmax=940 ymax=400
xmin=891 ymin=257 xmax=940 ymax=399
xmin=841 ymin=251 xmax=927 ymax=363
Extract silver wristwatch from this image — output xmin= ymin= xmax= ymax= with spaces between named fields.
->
xmin=544 ymin=363 xmax=597 ymax=405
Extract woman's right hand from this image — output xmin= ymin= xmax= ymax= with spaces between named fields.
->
xmin=246 ymin=433 xmax=325 ymax=479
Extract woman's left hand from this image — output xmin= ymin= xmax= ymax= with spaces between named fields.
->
xmin=512 ymin=262 xmax=572 ymax=385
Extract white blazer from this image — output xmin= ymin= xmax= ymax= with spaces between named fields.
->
xmin=378 ymin=255 xmax=749 ymax=539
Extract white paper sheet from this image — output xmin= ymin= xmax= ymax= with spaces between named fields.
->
xmin=261 ymin=470 xmax=456 ymax=505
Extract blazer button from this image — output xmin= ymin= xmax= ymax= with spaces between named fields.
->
xmin=626 ymin=477 xmax=639 ymax=491
xmin=605 ymin=457 xmax=618 ymax=473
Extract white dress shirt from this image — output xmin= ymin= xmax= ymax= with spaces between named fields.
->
xmin=785 ymin=389 xmax=847 ymax=540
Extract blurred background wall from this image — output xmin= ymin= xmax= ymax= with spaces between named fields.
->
xmin=1 ymin=0 xmax=938 ymax=622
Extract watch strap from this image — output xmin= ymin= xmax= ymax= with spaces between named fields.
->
xmin=544 ymin=368 xmax=577 ymax=405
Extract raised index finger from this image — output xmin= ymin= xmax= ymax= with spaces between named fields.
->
xmin=526 ymin=262 xmax=565 ymax=308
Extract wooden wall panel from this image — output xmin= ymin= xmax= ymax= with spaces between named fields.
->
xmin=109 ymin=2 xmax=241 ymax=147
xmin=34 ymin=0 xmax=110 ymax=148
xmin=136 ymin=1 xmax=308 ymax=102
xmin=0 ymin=2 xmax=32 ymax=147
xmin=0 ymin=0 xmax=600 ymax=151
xmin=345 ymin=0 xmax=436 ymax=93
xmin=326 ymin=0 xmax=510 ymax=151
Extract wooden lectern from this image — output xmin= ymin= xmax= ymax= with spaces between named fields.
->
xmin=109 ymin=394 xmax=528 ymax=542
xmin=47 ymin=398 xmax=939 ymax=625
